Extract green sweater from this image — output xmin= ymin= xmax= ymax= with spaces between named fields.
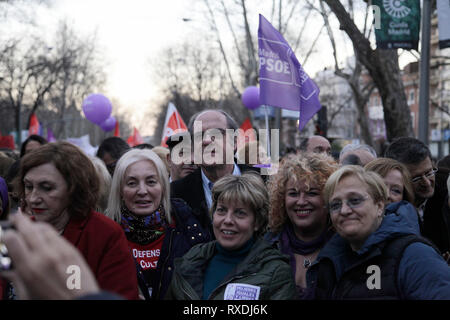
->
xmin=202 ymin=238 xmax=255 ymax=299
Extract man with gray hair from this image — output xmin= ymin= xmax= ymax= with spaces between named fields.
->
xmin=339 ymin=143 xmax=377 ymax=166
xmin=170 ymin=109 xmax=260 ymax=233
xmin=298 ymin=135 xmax=331 ymax=155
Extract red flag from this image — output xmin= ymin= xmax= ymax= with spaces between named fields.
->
xmin=240 ymin=118 xmax=254 ymax=132
xmin=114 ymin=120 xmax=120 ymax=137
xmin=28 ymin=113 xmax=40 ymax=136
xmin=238 ymin=118 xmax=257 ymax=150
xmin=0 ymin=135 xmax=15 ymax=150
xmin=127 ymin=127 xmax=144 ymax=147
xmin=160 ymin=103 xmax=187 ymax=147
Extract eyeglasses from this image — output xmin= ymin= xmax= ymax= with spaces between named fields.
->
xmin=328 ymin=195 xmax=369 ymax=214
xmin=201 ymin=128 xmax=227 ymax=141
xmin=411 ymin=168 xmax=438 ymax=184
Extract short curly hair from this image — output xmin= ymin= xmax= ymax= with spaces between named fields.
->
xmin=17 ymin=142 xmax=100 ymax=219
xmin=267 ymin=153 xmax=338 ymax=233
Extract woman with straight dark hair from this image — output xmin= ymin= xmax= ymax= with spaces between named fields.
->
xmin=20 ymin=135 xmax=47 ymax=158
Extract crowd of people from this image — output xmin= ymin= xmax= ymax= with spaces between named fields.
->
xmin=0 ymin=109 xmax=449 ymax=300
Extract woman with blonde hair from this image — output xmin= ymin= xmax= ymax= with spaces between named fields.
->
xmin=365 ymin=157 xmax=415 ymax=205
xmin=90 ymin=156 xmax=112 ymax=214
xmin=151 ymin=146 xmax=170 ymax=177
xmin=307 ymin=165 xmax=450 ymax=299
xmin=166 ymin=173 xmax=296 ymax=300
xmin=107 ymin=148 xmax=210 ymax=300
xmin=265 ymin=152 xmax=338 ymax=299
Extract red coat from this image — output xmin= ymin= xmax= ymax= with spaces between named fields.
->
xmin=0 ymin=279 xmax=6 ymax=300
xmin=63 ymin=211 xmax=139 ymax=300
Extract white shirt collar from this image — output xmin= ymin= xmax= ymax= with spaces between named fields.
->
xmin=201 ymin=164 xmax=241 ymax=210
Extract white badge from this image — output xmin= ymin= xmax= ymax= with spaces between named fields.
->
xmin=224 ymin=283 xmax=261 ymax=300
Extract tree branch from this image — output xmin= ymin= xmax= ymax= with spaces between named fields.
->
xmin=203 ymin=0 xmax=241 ymax=97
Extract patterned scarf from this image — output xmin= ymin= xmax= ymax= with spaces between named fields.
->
xmin=0 ymin=177 xmax=9 ymax=215
xmin=120 ymin=204 xmax=168 ymax=245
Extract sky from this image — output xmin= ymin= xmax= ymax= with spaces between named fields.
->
xmin=0 ymin=0 xmax=206 ymax=136
xmin=16 ymin=0 xmax=327 ymax=136
xmin=3 ymin=0 xmax=416 ymax=137
xmin=49 ymin=0 xmax=200 ymax=135
xmin=2 ymin=0 xmax=356 ymax=136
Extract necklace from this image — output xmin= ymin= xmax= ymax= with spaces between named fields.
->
xmin=303 ymin=258 xmax=312 ymax=268
xmin=302 ymin=251 xmax=319 ymax=269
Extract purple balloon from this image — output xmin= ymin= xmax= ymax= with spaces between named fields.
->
xmin=82 ymin=93 xmax=112 ymax=125
xmin=99 ymin=116 xmax=117 ymax=132
xmin=241 ymin=86 xmax=260 ymax=110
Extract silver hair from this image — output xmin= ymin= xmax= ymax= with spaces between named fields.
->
xmin=106 ymin=149 xmax=171 ymax=223
xmin=187 ymin=109 xmax=239 ymax=133
xmin=339 ymin=143 xmax=377 ymax=160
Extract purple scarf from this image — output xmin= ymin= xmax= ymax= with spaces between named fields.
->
xmin=281 ymin=223 xmax=331 ymax=255
xmin=279 ymin=223 xmax=333 ymax=299
xmin=0 ymin=177 xmax=9 ymax=215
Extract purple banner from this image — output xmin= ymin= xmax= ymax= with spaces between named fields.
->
xmin=47 ymin=127 xmax=56 ymax=142
xmin=258 ymin=14 xmax=321 ymax=131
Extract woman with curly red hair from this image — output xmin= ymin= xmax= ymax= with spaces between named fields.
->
xmin=265 ymin=152 xmax=338 ymax=299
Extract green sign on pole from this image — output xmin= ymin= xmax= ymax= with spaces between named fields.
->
xmin=373 ymin=0 xmax=421 ymax=50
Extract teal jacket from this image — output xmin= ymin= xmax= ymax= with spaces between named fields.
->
xmin=165 ymin=238 xmax=297 ymax=300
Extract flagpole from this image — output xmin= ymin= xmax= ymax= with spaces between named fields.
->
xmin=264 ymin=105 xmax=271 ymax=159
xmin=175 ymin=111 xmax=181 ymax=130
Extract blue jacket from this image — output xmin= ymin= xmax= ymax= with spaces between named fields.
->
xmin=307 ymin=201 xmax=450 ymax=299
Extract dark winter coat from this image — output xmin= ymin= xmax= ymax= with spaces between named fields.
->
xmin=306 ymin=201 xmax=450 ymax=300
xmin=170 ymin=164 xmax=261 ymax=234
xmin=165 ymin=237 xmax=297 ymax=300
xmin=149 ymin=198 xmax=212 ymax=299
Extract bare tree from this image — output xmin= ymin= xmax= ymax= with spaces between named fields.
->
xmin=0 ymin=21 xmax=107 ymax=144
xmin=308 ymin=0 xmax=376 ymax=146
xmin=0 ymin=38 xmax=55 ymax=143
xmin=46 ymin=21 xmax=106 ymax=139
xmin=321 ymin=0 xmax=414 ymax=141
xmin=153 ymin=40 xmax=230 ymax=108
xmin=202 ymin=0 xmax=320 ymax=91
xmin=151 ymin=39 xmax=251 ymax=142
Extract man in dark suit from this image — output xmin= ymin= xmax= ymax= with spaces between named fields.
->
xmin=385 ymin=137 xmax=450 ymax=257
xmin=170 ymin=110 xmax=259 ymax=233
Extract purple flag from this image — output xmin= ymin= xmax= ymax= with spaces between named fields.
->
xmin=258 ymin=14 xmax=321 ymax=130
xmin=47 ymin=127 xmax=56 ymax=142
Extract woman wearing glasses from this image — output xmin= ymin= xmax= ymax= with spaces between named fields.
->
xmin=265 ymin=153 xmax=338 ymax=299
xmin=307 ymin=165 xmax=450 ymax=299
